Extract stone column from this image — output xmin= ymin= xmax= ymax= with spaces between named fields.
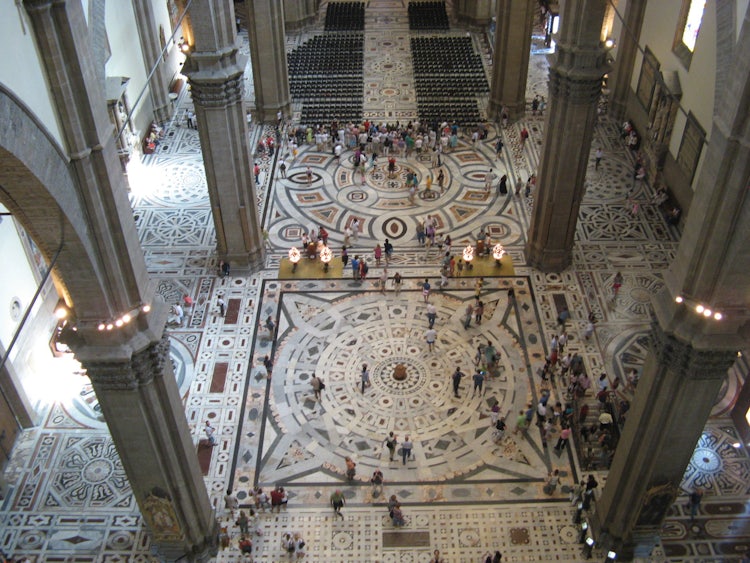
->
xmin=184 ymin=0 xmax=264 ymax=267
xmin=488 ymin=0 xmax=536 ymax=121
xmin=131 ymin=0 xmax=172 ymax=123
xmin=245 ymin=0 xmax=291 ymax=121
xmin=592 ymin=324 xmax=735 ymax=558
xmin=77 ymin=328 xmax=217 ymax=562
xmin=23 ymin=1 xmax=218 ymax=559
xmin=283 ymin=0 xmax=318 ymax=30
xmin=609 ymin=0 xmax=647 ymax=119
xmin=594 ymin=14 xmax=750 ymax=559
xmin=454 ymin=0 xmax=493 ymax=28
xmin=524 ymin=0 xmax=609 ymax=272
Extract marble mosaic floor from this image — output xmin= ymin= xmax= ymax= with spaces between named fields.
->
xmin=1 ymin=2 xmax=749 ymax=562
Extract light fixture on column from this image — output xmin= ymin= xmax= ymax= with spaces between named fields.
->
xmin=578 ymin=521 xmax=589 ymax=544
xmin=289 ymin=247 xmax=301 ymax=273
xmin=674 ymin=294 xmax=723 ymax=320
xmin=574 ymin=501 xmax=584 ymax=524
xmin=492 ymin=243 xmax=506 ymax=267
xmin=583 ymin=536 xmax=595 ymax=559
xmin=96 ymin=302 xmax=152 ymax=331
xmin=463 ymin=245 xmax=474 ymax=271
xmin=605 ymin=550 xmax=617 ymax=562
xmin=54 ymin=300 xmax=70 ymax=320
xmin=320 ymin=246 xmax=332 ymax=273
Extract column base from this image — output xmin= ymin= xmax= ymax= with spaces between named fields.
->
xmin=223 ymin=248 xmax=265 ymax=271
xmin=525 ymin=243 xmax=572 ymax=273
xmin=285 ymin=15 xmax=316 ymax=31
xmin=254 ymin=102 xmax=292 ymax=123
xmin=153 ymin=103 xmax=172 ymax=125
xmin=488 ymin=98 xmax=526 ymax=123
xmin=590 ymin=528 xmax=660 ymax=562
xmin=609 ymin=98 xmax=627 ymax=121
xmin=155 ymin=533 xmax=218 ymax=563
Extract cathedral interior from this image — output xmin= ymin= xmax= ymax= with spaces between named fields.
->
xmin=0 ymin=0 xmax=749 ymax=561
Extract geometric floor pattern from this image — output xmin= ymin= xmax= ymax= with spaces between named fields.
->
xmin=1 ymin=2 xmax=748 ymax=562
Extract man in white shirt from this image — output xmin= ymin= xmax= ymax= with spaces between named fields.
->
xmin=424 ymin=328 xmax=437 ymax=352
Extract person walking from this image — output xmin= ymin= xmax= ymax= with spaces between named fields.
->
xmin=235 ymin=510 xmax=250 ymax=535
xmin=495 ymin=138 xmax=504 ymax=160
xmin=595 ymin=147 xmax=603 ymax=170
xmin=217 ymin=296 xmax=225 ymax=317
xmin=204 ymin=420 xmax=217 ymax=446
xmin=305 ymin=166 xmax=313 ymax=186
xmin=424 ymin=327 xmax=437 ymax=352
xmin=544 ymin=469 xmax=561 ymax=495
xmin=360 ymin=363 xmax=371 ymax=394
xmin=421 ymin=279 xmax=431 ymax=302
xmin=612 ymin=272 xmax=624 ymax=297
xmin=330 ymin=489 xmax=345 ymax=519
xmin=472 ymin=370 xmax=485 ymax=396
xmin=493 ymin=416 xmax=506 ymax=442
xmin=426 ymin=302 xmax=437 ymax=329
xmin=345 ymin=456 xmax=356 ymax=481
xmin=401 ymin=436 xmax=413 ymax=465
xmin=311 ymin=373 xmax=323 ymax=401
xmin=484 ymin=169 xmax=495 ymax=192
xmin=474 ymin=300 xmax=484 ymax=324
xmin=383 ymin=239 xmax=394 ymax=263
xmin=385 ymin=431 xmax=397 ymax=461
xmin=391 ymin=503 xmax=405 ymax=526
xmin=371 ymin=469 xmax=384 ymax=497
xmin=452 ymin=366 xmax=465 ymax=398
xmin=688 ymin=487 xmax=704 ymax=521
xmin=393 ymin=272 xmax=402 ymax=295
xmin=463 ymin=302 xmax=474 ymax=330
xmin=351 ymin=255 xmax=360 ymax=280
xmin=224 ymin=488 xmax=239 ymax=516
xmin=555 ymin=425 xmax=572 ymax=451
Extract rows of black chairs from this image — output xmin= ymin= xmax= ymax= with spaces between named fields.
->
xmin=325 ymin=1 xmax=365 ymax=31
xmin=416 ymin=101 xmax=481 ymax=127
xmin=287 ymin=34 xmax=364 ymax=76
xmin=408 ymin=1 xmax=450 ymax=31
xmin=415 ymin=76 xmax=489 ymax=97
xmin=300 ymin=102 xmax=363 ymax=127
xmin=411 ymin=36 xmax=484 ymax=74
xmin=290 ymin=77 xmax=363 ymax=100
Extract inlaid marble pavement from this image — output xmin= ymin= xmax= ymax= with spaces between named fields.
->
xmin=0 ymin=1 xmax=747 ymax=562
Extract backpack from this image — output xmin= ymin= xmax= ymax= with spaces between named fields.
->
xmin=298 ymin=541 xmax=306 ymax=550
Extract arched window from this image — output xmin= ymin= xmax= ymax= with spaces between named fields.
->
xmin=673 ymin=0 xmax=706 ymax=69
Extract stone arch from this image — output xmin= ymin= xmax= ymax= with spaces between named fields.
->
xmin=0 ymin=84 xmax=111 ymax=317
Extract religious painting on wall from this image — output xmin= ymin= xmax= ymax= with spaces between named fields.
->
xmin=636 ymin=47 xmax=660 ymax=113
xmin=676 ymin=112 xmax=706 ymax=185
